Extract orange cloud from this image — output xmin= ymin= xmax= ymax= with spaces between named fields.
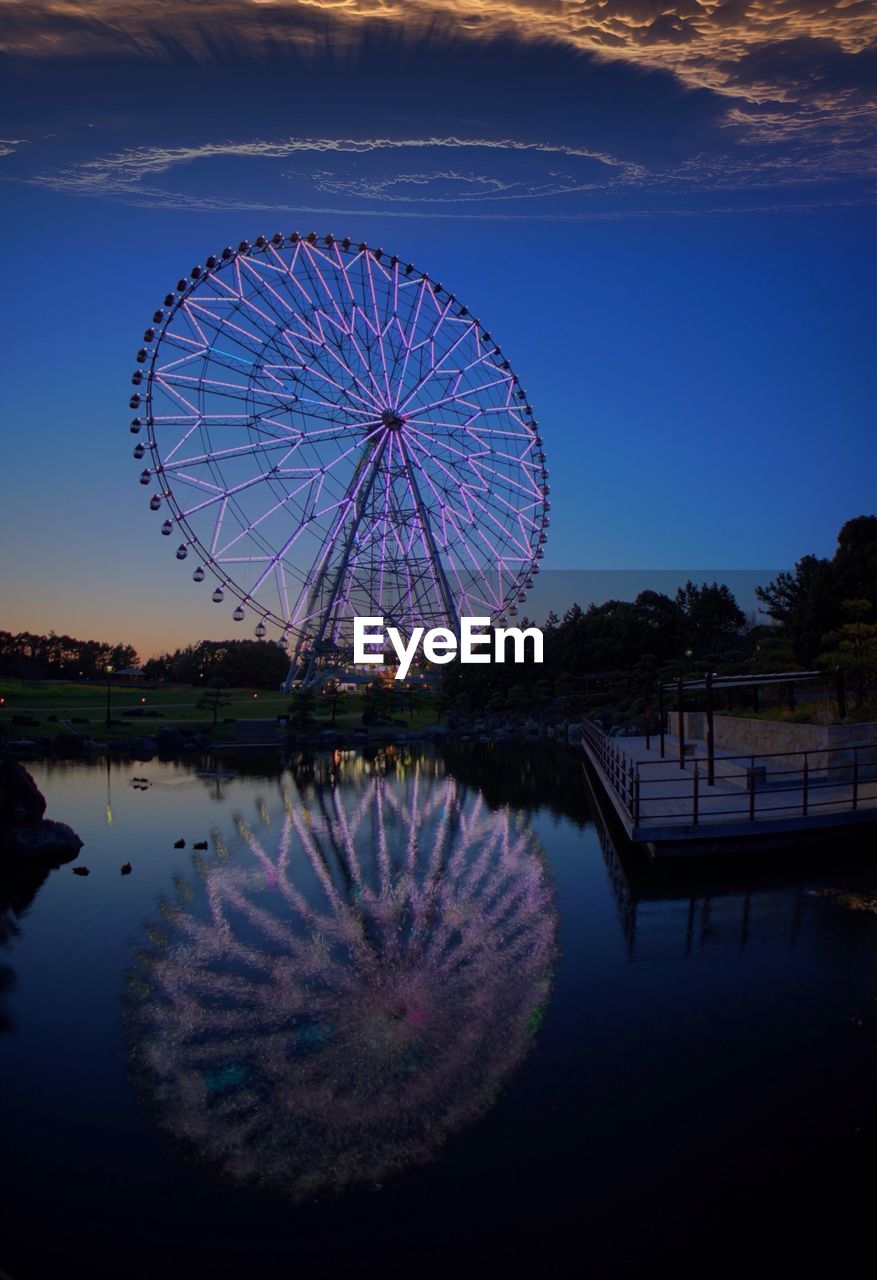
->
xmin=2 ymin=3 xmax=875 ymax=104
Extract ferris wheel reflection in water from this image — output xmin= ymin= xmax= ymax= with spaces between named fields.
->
xmin=127 ymin=757 xmax=557 ymax=1198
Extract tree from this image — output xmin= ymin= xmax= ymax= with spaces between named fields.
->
xmin=755 ymin=555 xmax=836 ymax=665
xmin=833 ymin=517 xmax=877 ymax=606
xmin=818 ymin=599 xmax=877 ymax=710
xmin=287 ymin=689 xmax=317 ymax=731
xmin=674 ymin=581 xmax=746 ymax=657
xmin=755 ymin=517 xmax=877 ymax=665
xmin=362 ymin=683 xmax=396 ymax=726
xmin=196 ymin=678 xmax=231 ymax=725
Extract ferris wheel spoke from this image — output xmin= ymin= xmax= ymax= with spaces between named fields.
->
xmin=399 ymin=430 xmax=480 ymax=519
xmin=363 ymin=253 xmax=394 ymax=405
xmin=401 ymin=429 xmax=523 ymax=563
xmin=214 ymin=427 xmax=379 ymax=558
xmin=422 ymin=319 xmax=480 ymax=380
xmin=175 ymin=303 xmax=211 ymax=349
xmin=232 ymin=257 xmax=365 ymax=398
xmin=278 ymin=325 xmax=384 ymax=417
xmin=160 ymin=437 xmax=301 ymax=472
xmin=211 ymin=480 xmax=318 ymax=557
xmin=403 ymin=422 xmax=492 ymax=473
xmin=175 ymin=468 xmax=279 ymax=521
xmin=280 ymin=248 xmax=388 ymax=411
xmin=388 ymin=275 xmax=437 ymax=400
xmin=392 ymin=290 xmax=456 ymax=411
xmin=470 ymin=458 xmax=544 ymax=505
xmin=186 ymin=299 xmax=271 ymax=355
xmin=393 ymin=437 xmax=476 ymax=582
xmin=209 ymin=270 xmax=300 ymax=347
xmin=342 ymin=311 xmax=392 ymax=408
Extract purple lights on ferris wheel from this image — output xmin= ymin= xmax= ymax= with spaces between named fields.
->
xmin=130 ymin=233 xmax=549 ymax=681
xmin=126 ymin=765 xmax=557 ymax=1198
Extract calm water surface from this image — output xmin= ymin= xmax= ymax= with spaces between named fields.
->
xmin=2 ymin=745 xmax=877 ymax=1278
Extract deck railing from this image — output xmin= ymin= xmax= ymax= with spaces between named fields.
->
xmin=581 ymin=720 xmax=877 ymax=829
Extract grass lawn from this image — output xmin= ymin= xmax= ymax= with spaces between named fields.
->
xmin=0 ymin=679 xmax=439 ymax=740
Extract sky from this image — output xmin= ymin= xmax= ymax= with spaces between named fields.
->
xmin=1 ymin=1 xmax=875 ymax=659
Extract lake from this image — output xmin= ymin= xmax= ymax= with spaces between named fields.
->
xmin=2 ymin=744 xmax=876 ymax=1277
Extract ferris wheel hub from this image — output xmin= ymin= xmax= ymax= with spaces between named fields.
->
xmin=381 ymin=409 xmax=405 ymax=432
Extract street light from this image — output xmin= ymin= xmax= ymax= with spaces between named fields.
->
xmin=105 ymin=664 xmax=114 ymax=728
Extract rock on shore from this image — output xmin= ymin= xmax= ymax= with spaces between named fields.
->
xmin=0 ymin=755 xmax=83 ymax=865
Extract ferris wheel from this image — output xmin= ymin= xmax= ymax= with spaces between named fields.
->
xmin=129 ymin=232 xmax=549 ymax=684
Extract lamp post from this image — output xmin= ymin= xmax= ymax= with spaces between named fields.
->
xmin=105 ymin=664 xmax=114 ymax=729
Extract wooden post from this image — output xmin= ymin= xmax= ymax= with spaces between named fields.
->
xmin=634 ymin=768 xmax=641 ymax=826
xmin=658 ymin=683 xmax=666 ymax=758
xmin=677 ymin=677 xmax=685 ymax=770
xmin=748 ymin=760 xmax=755 ymax=821
xmin=802 ymin=754 xmax=809 ymax=817
xmin=644 ymin=702 xmax=651 ymax=751
xmin=753 ymin=684 xmax=760 ymax=713
xmin=788 ymin=682 xmax=796 ymax=712
xmin=852 ymin=747 xmax=859 ymax=811
xmin=692 ymin=763 xmax=699 ymax=825
xmin=705 ymin=670 xmax=715 ymax=786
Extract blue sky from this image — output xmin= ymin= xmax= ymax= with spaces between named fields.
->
xmin=1 ymin=2 xmax=875 ymax=657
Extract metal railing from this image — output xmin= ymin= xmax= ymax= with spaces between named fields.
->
xmin=581 ymin=720 xmax=877 ymax=829
xmin=581 ymin=721 xmax=642 ymax=824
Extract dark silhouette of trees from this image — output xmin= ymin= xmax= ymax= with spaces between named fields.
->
xmin=144 ymin=639 xmax=288 ymax=689
xmin=756 ymin=516 xmax=877 ymax=665
xmin=674 ymin=580 xmax=747 ymax=657
xmin=0 ymin=631 xmax=138 ymax=680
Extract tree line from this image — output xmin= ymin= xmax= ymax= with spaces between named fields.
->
xmin=0 ymin=632 xmax=139 ymax=680
xmin=143 ymin=639 xmax=289 ymax=689
xmin=441 ymin=515 xmax=877 ymax=716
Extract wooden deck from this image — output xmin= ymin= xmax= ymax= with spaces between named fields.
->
xmin=581 ymin=724 xmax=877 ymax=857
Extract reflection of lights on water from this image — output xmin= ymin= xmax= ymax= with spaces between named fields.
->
xmin=127 ymin=767 xmax=556 ymax=1198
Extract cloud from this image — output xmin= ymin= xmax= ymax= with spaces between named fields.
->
xmin=1 ymin=3 xmax=873 ymax=92
xmin=2 ymin=2 xmax=874 ymax=169
xmin=22 ymin=135 xmax=643 ymax=201
xmin=19 ymin=131 xmax=874 ymax=218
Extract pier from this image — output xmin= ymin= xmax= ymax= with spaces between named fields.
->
xmin=580 ymin=720 xmax=877 ymax=857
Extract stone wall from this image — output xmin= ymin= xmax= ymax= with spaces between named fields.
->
xmin=666 ymin=712 xmax=877 ymax=778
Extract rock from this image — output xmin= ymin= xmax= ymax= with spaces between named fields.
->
xmin=72 ymin=865 xmax=90 ymax=876
xmin=0 ymin=755 xmax=48 ymax=825
xmin=121 ymin=862 xmax=132 ymax=875
xmin=193 ymin=841 xmax=208 ymax=851
xmin=4 ymin=820 xmax=83 ymax=865
xmin=1 ymin=756 xmax=84 ymax=866
xmin=174 ymin=838 xmax=186 ymax=848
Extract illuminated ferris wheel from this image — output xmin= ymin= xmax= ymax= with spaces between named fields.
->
xmin=129 ymin=232 xmax=549 ymax=683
